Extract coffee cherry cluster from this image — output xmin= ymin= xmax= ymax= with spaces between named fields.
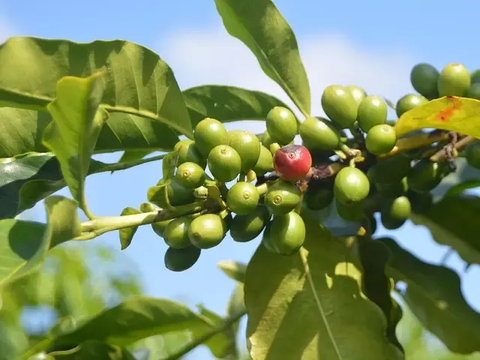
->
xmin=136 ymin=61 xmax=480 ymax=273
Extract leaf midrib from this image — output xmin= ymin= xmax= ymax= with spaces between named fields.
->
xmin=0 ymin=86 xmax=194 ymax=139
xmin=299 ymin=247 xmax=343 ymax=360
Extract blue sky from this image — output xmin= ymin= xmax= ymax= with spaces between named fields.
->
xmin=2 ymin=0 xmax=480 ymax=358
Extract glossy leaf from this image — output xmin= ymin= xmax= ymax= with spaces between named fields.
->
xmin=395 ymin=96 xmax=480 ymax=138
xmin=50 ymin=296 xmax=225 ymax=349
xmin=410 ymin=194 xmax=480 ymax=264
xmin=379 ymin=238 xmax=480 ymax=354
xmin=43 ymin=74 xmax=107 ymax=211
xmin=183 ymin=85 xmax=291 ymax=126
xmin=357 ymin=238 xmax=403 ymax=353
xmin=53 ymin=341 xmax=136 ymax=360
xmin=244 ymin=214 xmax=403 ymax=360
xmin=217 ymin=260 xmax=247 ymax=283
xmin=119 ymin=207 xmax=142 ymax=250
xmin=0 ymin=109 xmax=179 ymax=159
xmin=0 ymin=108 xmax=50 ymax=157
xmin=214 ymin=0 xmax=311 ymax=115
xmin=0 ymin=196 xmax=81 ymax=288
xmin=0 ymin=37 xmax=193 ymax=138
xmin=0 ymin=152 xmax=165 ymax=220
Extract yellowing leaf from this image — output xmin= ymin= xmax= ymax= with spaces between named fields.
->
xmin=395 ymin=96 xmax=480 ymax=138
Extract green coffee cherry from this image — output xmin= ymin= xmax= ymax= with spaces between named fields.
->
xmin=174 ymin=139 xmax=206 ymax=169
xmin=321 ymin=85 xmax=358 ymax=128
xmin=266 ymin=106 xmax=298 ymax=145
xmin=471 ymin=69 xmax=480 ymax=84
xmin=305 ymin=187 xmax=334 ymax=211
xmin=261 ymin=221 xmax=276 ymax=253
xmin=365 ymin=124 xmax=397 ymax=155
xmin=410 ymin=63 xmax=440 ymax=98
xmin=262 ymin=130 xmax=274 ymax=150
xmin=188 ymin=214 xmax=227 ymax=249
xmin=381 ymin=212 xmax=406 ymax=230
xmin=151 ymin=219 xmax=173 ymax=238
xmin=264 ymin=180 xmax=301 ymax=215
xmin=228 ymin=130 xmax=261 ymax=172
xmin=396 ymin=94 xmax=428 ymax=118
xmin=336 ymin=199 xmax=363 ymax=222
xmin=268 ymin=211 xmax=306 ymax=256
xmin=334 ymin=167 xmax=370 ymax=205
xmin=407 ymin=191 xmax=433 ymax=214
xmin=194 ymin=118 xmax=229 ymax=157
xmin=207 ymin=145 xmax=242 ymax=182
xmin=175 ymin=162 xmax=206 ymax=189
xmin=466 ymin=142 xmax=480 ymax=169
xmin=299 ymin=116 xmax=341 ymax=151
xmin=438 ymin=63 xmax=471 ymax=97
xmin=253 ymin=146 xmax=274 ymax=176
xmin=345 ymin=85 xmax=367 ymax=106
xmin=149 ymin=178 xmax=195 ymax=208
xmin=230 ymin=206 xmax=271 ymax=243
xmin=466 ymin=84 xmax=480 ymax=100
xmin=388 ymin=196 xmax=412 ymax=220
xmin=226 ymin=182 xmax=260 ymax=215
xmin=375 ymin=177 xmax=408 ymax=198
xmin=164 ymin=246 xmax=201 ymax=272
xmin=163 ymin=217 xmax=192 ymax=249
xmin=357 ymin=96 xmax=388 ymax=132
xmin=407 ymin=159 xmax=450 ymax=193
xmin=368 ymin=153 xmax=412 ymax=185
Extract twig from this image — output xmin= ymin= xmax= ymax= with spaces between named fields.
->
xmin=430 ymin=136 xmax=476 ymax=162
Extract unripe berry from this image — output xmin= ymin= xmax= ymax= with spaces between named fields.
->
xmin=274 ymin=145 xmax=312 ymax=182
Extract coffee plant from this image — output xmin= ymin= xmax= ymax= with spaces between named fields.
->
xmin=2 ymin=0 xmax=480 ymax=359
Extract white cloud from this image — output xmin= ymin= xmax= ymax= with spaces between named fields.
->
xmin=159 ymin=28 xmax=416 ymax=120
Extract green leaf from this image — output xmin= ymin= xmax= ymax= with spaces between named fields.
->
xmin=395 ymin=96 xmax=480 ymax=137
xmin=213 ymin=0 xmax=311 ymax=115
xmin=217 ymin=260 xmax=247 ymax=283
xmin=0 ymin=109 xmax=179 ymax=159
xmin=0 ymin=196 xmax=81 ymax=288
xmin=197 ymin=305 xmax=238 ymax=359
xmin=226 ymin=283 xmax=245 ymax=343
xmin=0 ymin=37 xmax=193 ymax=138
xmin=118 ymin=207 xmax=142 ymax=250
xmin=43 ymin=74 xmax=107 ymax=214
xmin=0 ymin=152 xmax=165 ymax=220
xmin=0 ymin=108 xmax=50 ymax=157
xmin=49 ymin=296 xmax=225 ymax=348
xmin=244 ymin=214 xmax=403 ymax=360
xmin=183 ymin=85 xmax=291 ymax=127
xmin=379 ymin=237 xmax=480 ymax=354
xmin=432 ymin=157 xmax=480 ymax=197
xmin=53 ymin=341 xmax=136 ymax=360
xmin=410 ymin=194 xmax=480 ymax=264
xmin=444 ymin=179 xmax=480 ymax=197
xmin=357 ymin=238 xmax=403 ymax=353
xmin=161 ymin=151 xmax=179 ymax=184
xmin=117 ymin=150 xmax=152 ymax=165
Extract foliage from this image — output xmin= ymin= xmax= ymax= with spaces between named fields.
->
xmin=1 ymin=0 xmax=480 ymax=359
